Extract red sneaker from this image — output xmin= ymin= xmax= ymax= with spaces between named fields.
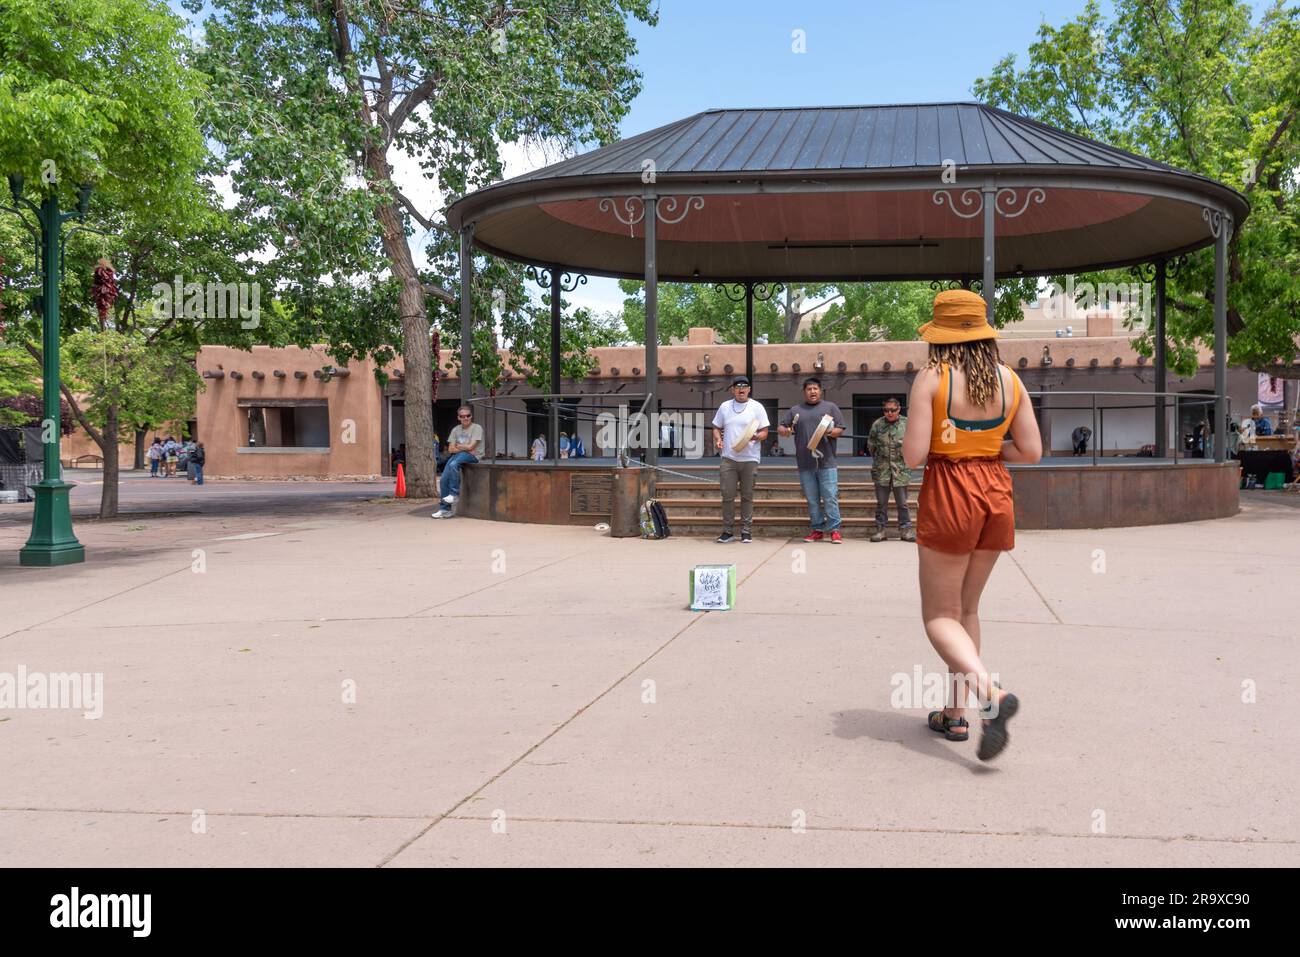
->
xmin=830 ymin=530 xmax=843 ymax=544
xmin=803 ymin=530 xmax=824 ymax=542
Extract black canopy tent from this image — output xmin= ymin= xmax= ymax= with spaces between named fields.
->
xmin=446 ymin=102 xmax=1249 ymax=464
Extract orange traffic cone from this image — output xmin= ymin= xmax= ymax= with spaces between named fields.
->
xmin=395 ymin=463 xmax=407 ymax=498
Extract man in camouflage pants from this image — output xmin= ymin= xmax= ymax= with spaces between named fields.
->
xmin=866 ymin=397 xmax=915 ymax=542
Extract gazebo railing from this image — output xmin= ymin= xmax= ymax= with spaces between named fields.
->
xmin=467 ymin=389 xmax=1232 ymax=465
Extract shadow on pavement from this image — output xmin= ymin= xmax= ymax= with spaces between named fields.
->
xmin=832 ymin=707 xmax=997 ymax=774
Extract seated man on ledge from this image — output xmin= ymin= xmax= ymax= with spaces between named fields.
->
xmin=432 ymin=406 xmax=483 ymax=519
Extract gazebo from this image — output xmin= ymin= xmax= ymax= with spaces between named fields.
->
xmin=445 ymin=102 xmax=1249 ymax=530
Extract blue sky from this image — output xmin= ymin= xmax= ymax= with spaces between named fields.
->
xmin=619 ymin=0 xmax=1103 ymax=132
xmin=561 ymin=0 xmax=1122 ymax=312
xmin=177 ymin=0 xmax=1271 ymax=314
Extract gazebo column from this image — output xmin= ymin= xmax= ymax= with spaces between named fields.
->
xmin=459 ymin=224 xmax=474 ymax=407
xmin=981 ymin=180 xmax=996 ymax=320
xmin=1212 ymin=212 xmax=1231 ymax=463
xmin=1154 ymin=259 xmax=1168 ymax=456
xmin=550 ymin=268 xmax=562 ymax=464
xmin=745 ymin=282 xmax=755 ymax=384
xmin=644 ymin=188 xmax=659 ymax=467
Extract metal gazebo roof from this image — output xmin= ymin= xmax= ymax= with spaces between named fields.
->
xmin=446 ymin=102 xmax=1249 ymax=282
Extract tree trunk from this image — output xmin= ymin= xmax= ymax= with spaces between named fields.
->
xmin=366 ymin=148 xmax=436 ymax=498
xmin=100 ymin=404 xmax=120 ymax=519
xmin=133 ymin=428 xmax=146 ymax=470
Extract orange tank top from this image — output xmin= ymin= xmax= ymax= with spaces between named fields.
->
xmin=929 ymin=362 xmax=1021 ymax=459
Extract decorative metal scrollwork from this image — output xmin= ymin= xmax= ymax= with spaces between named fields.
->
xmin=1166 ymin=254 xmax=1191 ymax=278
xmin=714 ymin=281 xmax=785 ymax=302
xmin=1129 ymin=262 xmax=1157 ymax=282
xmin=993 ymin=187 xmax=1046 ymax=218
xmin=933 ymin=187 xmax=1047 ymax=220
xmin=598 ymin=194 xmax=706 ymax=236
xmin=932 ymin=189 xmax=984 ymax=219
xmin=598 ymin=196 xmax=646 ymax=236
xmin=1202 ymin=207 xmax=1233 ymax=241
xmin=525 ymin=265 xmax=589 ymax=292
xmin=524 ymin=264 xmax=553 ymax=287
xmin=928 ymin=279 xmax=982 ymax=292
xmin=655 ymin=195 xmax=705 ymax=224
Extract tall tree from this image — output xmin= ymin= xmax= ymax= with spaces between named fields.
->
xmin=193 ymin=0 xmax=657 ymax=496
xmin=974 ymin=0 xmax=1300 ymax=378
xmin=0 ymin=0 xmax=218 ymax=517
xmin=804 ymin=282 xmax=934 ymax=342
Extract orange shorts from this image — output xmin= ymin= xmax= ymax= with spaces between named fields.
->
xmin=916 ymin=456 xmax=1015 ymax=553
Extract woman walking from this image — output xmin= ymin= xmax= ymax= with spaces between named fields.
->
xmin=902 ymin=290 xmax=1042 ymax=761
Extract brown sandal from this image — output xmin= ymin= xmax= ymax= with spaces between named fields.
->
xmin=927 ymin=710 xmax=969 ymax=741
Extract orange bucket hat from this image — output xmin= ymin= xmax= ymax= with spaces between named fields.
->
xmin=918 ymin=289 xmax=997 ymax=344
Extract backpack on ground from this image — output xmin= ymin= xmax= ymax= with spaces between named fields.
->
xmin=640 ymin=498 xmax=671 ymax=539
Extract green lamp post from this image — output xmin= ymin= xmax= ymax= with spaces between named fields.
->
xmin=4 ymin=174 xmax=91 ymax=566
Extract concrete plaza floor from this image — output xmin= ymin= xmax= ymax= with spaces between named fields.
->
xmin=0 ymin=476 xmax=1297 ymax=867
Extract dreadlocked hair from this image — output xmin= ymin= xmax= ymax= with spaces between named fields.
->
xmin=926 ymin=340 xmax=1004 ymax=408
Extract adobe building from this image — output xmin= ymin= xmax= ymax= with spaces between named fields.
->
xmin=190 ymin=330 xmax=1261 ymax=479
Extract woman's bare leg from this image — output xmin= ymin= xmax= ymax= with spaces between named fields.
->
xmin=918 ymin=545 xmax=999 ymax=719
xmin=952 ymin=549 xmax=1002 ymax=717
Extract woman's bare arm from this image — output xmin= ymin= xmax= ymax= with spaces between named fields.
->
xmin=903 ymin=368 xmax=938 ymax=468
xmin=1001 ymin=371 xmax=1043 ymax=464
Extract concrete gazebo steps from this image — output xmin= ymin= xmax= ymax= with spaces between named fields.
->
xmin=657 ymin=497 xmax=918 ymax=515
xmin=654 ymin=474 xmax=920 ymax=536
xmin=653 ymin=480 xmax=919 ymax=497
xmin=661 ymin=515 xmax=919 ymax=538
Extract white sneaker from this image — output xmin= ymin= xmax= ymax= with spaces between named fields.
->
xmin=431 ymin=509 xmax=449 ymax=519
xmin=441 ymin=494 xmax=458 ymax=505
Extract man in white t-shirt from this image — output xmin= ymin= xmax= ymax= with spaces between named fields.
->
xmin=432 ymin=406 xmax=483 ymax=519
xmin=711 ymin=376 xmax=769 ymax=543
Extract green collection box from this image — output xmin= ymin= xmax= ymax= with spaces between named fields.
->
xmin=690 ymin=564 xmax=737 ymax=611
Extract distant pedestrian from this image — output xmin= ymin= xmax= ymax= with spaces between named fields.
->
xmin=163 ymin=437 xmax=179 ymax=477
xmin=531 ymin=434 xmax=547 ymax=461
xmin=147 ymin=438 xmax=162 ymax=477
xmin=1071 ymin=425 xmax=1091 ymax=456
xmin=190 ymin=442 xmax=205 ymax=485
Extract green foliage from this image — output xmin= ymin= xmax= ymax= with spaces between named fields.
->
xmin=0 ymin=0 xmax=206 ymax=215
xmin=504 ymin=296 xmax=625 ymax=392
xmin=195 ymin=0 xmax=659 ymax=383
xmin=806 ymin=283 xmax=934 ymax=342
xmin=62 ymin=328 xmax=200 ymax=439
xmin=0 ymin=344 xmax=41 ymax=427
xmin=974 ymin=0 xmax=1300 ymax=377
xmin=617 ymin=280 xmax=784 ymax=345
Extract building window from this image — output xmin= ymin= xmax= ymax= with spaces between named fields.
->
xmin=237 ymin=400 xmax=330 ymax=452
